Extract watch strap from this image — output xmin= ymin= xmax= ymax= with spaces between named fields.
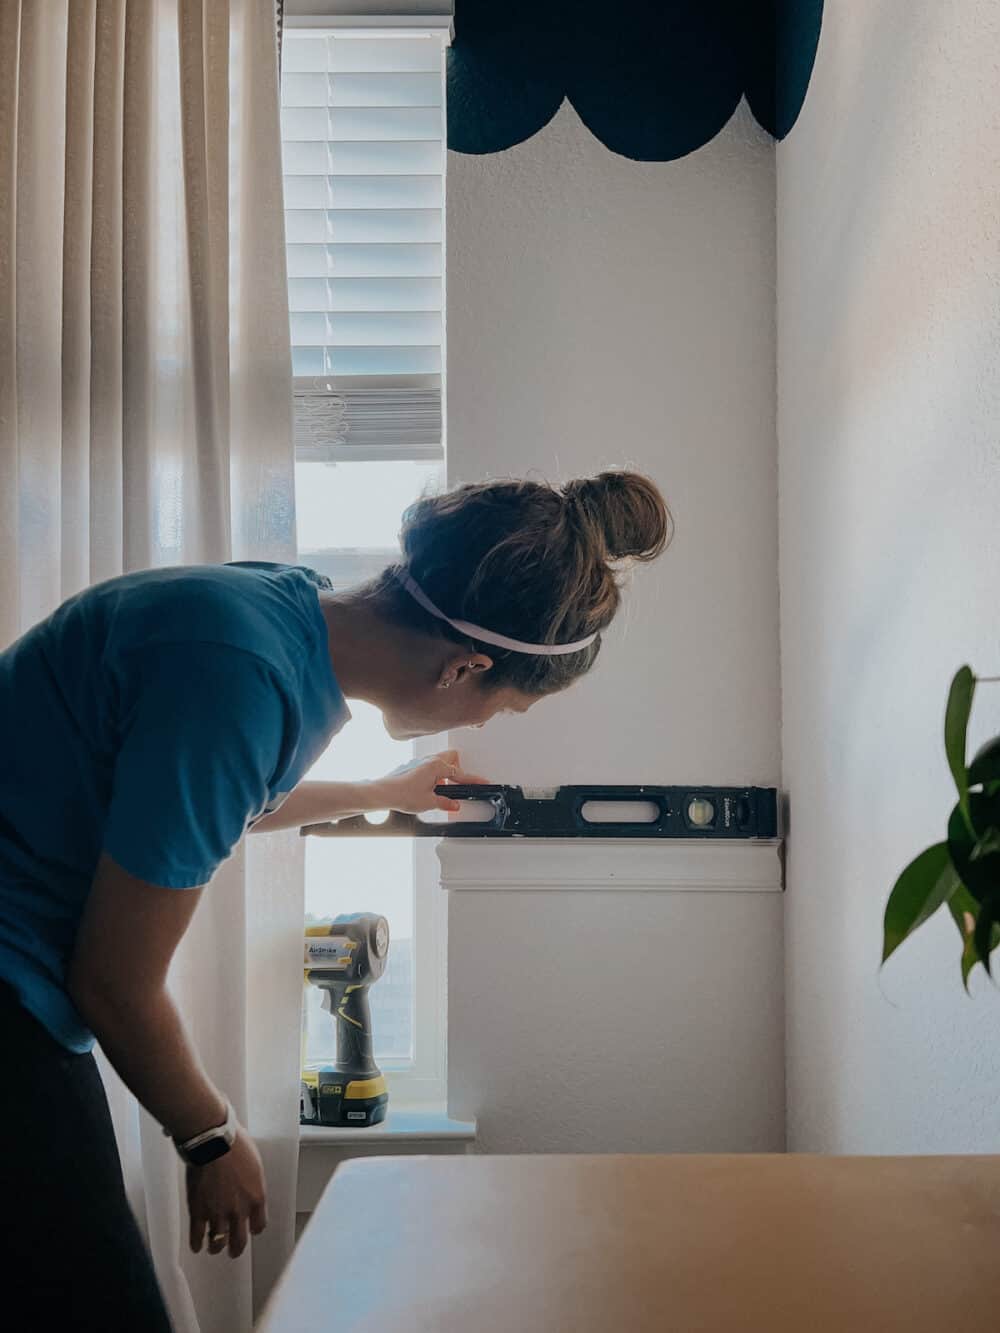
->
xmin=173 ymin=1100 xmax=238 ymax=1165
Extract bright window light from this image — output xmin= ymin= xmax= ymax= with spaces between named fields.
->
xmin=295 ymin=459 xmax=440 ymax=551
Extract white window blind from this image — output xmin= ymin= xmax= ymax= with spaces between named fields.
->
xmin=281 ymin=30 xmax=445 ymax=461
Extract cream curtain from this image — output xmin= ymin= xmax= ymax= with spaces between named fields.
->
xmin=0 ymin=2 xmax=303 ymax=1328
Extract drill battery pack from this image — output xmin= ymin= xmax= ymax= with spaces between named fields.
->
xmin=300 ymin=1070 xmax=389 ymax=1128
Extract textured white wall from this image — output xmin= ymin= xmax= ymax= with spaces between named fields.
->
xmin=447 ymin=100 xmax=779 ymax=787
xmin=445 ymin=101 xmax=783 ymax=1153
xmin=779 ymin=3 xmax=1000 ymax=1151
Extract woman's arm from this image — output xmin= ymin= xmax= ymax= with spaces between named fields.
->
xmin=68 ymin=854 xmax=267 ymax=1258
xmin=250 ymin=780 xmax=378 ymax=832
xmin=250 ymin=749 xmax=487 ymax=833
xmin=68 ymin=855 xmax=223 ymax=1137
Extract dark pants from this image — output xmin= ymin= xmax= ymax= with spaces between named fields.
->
xmin=0 ymin=983 xmax=173 ymax=1331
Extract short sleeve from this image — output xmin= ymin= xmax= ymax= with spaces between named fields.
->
xmin=103 ymin=643 xmax=291 ymax=888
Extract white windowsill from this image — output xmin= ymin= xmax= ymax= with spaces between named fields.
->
xmin=300 ymin=1108 xmax=475 ymax=1145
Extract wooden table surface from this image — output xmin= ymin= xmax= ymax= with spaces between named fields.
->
xmin=258 ymin=1153 xmax=1000 ymax=1332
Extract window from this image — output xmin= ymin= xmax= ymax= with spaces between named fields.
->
xmin=281 ymin=18 xmax=450 ymax=1104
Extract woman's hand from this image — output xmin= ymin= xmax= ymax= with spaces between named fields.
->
xmin=187 ymin=1127 xmax=268 ymax=1259
xmin=372 ymin=750 xmax=489 ymax=814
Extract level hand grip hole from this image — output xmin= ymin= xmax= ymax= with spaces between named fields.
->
xmin=417 ymin=808 xmax=450 ymax=825
xmin=449 ymin=799 xmax=499 ymax=822
xmin=579 ymin=800 xmax=660 ymax=824
xmin=417 ymin=800 xmax=498 ymax=825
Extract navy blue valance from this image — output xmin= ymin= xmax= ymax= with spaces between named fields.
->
xmin=447 ymin=0 xmax=824 ymax=160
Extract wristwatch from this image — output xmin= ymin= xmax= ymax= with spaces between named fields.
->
xmin=170 ymin=1100 xmax=238 ymax=1167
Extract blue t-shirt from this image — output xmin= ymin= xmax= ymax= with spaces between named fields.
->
xmin=0 ymin=562 xmax=350 ymax=1052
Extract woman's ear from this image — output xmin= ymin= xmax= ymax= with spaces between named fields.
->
xmin=437 ymin=653 xmax=494 ymax=689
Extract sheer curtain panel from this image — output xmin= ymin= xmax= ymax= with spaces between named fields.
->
xmin=0 ymin=3 xmax=302 ymax=1328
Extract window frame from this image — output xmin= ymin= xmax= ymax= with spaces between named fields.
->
xmin=282 ymin=13 xmax=451 ymax=1107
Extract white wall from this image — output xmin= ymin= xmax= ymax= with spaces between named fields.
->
xmin=447 ymin=100 xmax=779 ymax=790
xmin=779 ymin=2 xmax=1000 ymax=1152
xmin=442 ymin=841 xmax=784 ymax=1156
xmin=445 ymin=101 xmax=784 ymax=1153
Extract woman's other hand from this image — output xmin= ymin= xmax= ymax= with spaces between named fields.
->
xmin=373 ymin=750 xmax=489 ymax=814
xmin=187 ymin=1127 xmax=268 ymax=1259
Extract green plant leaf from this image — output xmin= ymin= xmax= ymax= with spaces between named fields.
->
xmin=947 ymin=797 xmax=1000 ymax=903
xmin=969 ymin=736 xmax=1000 ymax=787
xmin=970 ymin=827 xmax=1000 ymax=861
xmin=945 ymin=666 xmax=975 ymax=823
xmin=973 ymin=891 xmax=1000 ymax=976
xmin=946 ymin=884 xmax=983 ymax=989
xmin=882 ymin=842 xmax=960 ymax=963
xmin=972 ymin=925 xmax=1000 ymax=984
xmin=945 ymin=883 xmax=1000 ymax=988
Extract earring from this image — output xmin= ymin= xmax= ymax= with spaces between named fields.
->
xmin=441 ymin=681 xmax=451 ymax=689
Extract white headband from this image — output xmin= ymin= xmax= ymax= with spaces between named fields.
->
xmin=398 ymin=571 xmax=598 ymax=657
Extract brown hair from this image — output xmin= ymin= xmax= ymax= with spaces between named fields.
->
xmin=363 ymin=471 xmax=672 ymax=694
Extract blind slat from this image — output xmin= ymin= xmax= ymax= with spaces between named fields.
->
xmin=282 ymin=72 xmax=441 ymax=108
xmin=281 ymin=104 xmax=442 ymax=142
xmin=286 ymin=208 xmax=442 ymax=245
xmin=292 ymin=347 xmax=442 ymax=377
xmin=282 ymin=36 xmax=442 ymax=74
xmin=282 ymin=139 xmax=442 ymax=176
xmin=289 ymin=277 xmax=442 ymax=312
xmin=291 ymin=311 xmax=441 ymax=346
xmin=287 ymin=243 xmax=441 ymax=278
xmin=283 ymin=174 xmax=442 ymax=210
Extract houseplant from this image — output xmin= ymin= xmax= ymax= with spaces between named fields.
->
xmin=882 ymin=666 xmax=1000 ymax=986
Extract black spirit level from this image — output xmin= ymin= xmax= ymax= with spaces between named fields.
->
xmin=302 ymin=785 xmax=779 ymax=840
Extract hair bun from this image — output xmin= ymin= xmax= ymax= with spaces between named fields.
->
xmin=563 ymin=471 xmax=672 ymax=563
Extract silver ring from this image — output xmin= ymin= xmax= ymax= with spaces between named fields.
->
xmin=210 ymin=1231 xmax=228 ymax=1245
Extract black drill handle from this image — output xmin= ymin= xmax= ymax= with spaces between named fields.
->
xmin=335 ymin=985 xmax=379 ymax=1075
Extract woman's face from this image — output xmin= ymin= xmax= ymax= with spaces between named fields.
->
xmin=381 ymin=676 xmax=543 ymax=741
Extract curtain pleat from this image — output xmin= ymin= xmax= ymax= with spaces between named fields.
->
xmin=89 ymin=0 xmax=127 ymax=583
xmin=0 ymin=2 xmax=22 ymax=646
xmin=13 ymin=2 xmax=68 ymax=629
xmin=178 ymin=0 xmax=232 ymax=562
xmin=122 ymin=0 xmax=156 ymax=571
xmin=61 ymin=0 xmax=96 ymax=595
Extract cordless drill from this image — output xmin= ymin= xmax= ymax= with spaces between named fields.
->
xmin=300 ymin=913 xmax=390 ymax=1128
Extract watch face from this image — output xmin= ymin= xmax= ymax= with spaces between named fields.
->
xmin=185 ymin=1135 xmax=232 ymax=1167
